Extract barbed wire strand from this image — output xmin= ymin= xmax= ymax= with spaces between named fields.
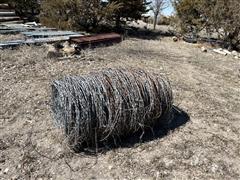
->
xmin=51 ymin=68 xmax=173 ymax=151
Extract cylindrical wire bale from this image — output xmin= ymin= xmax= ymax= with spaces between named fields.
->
xmin=51 ymin=68 xmax=173 ymax=150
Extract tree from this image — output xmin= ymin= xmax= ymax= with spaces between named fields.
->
xmin=109 ymin=0 xmax=150 ymax=28
xmin=198 ymin=0 xmax=240 ymax=50
xmin=40 ymin=0 xmax=72 ymax=30
xmin=40 ymin=0 xmax=120 ymax=31
xmin=41 ymin=0 xmax=149 ymax=30
xmin=69 ymin=0 xmax=121 ymax=30
xmin=173 ymin=0 xmax=204 ymax=34
xmin=173 ymin=0 xmax=240 ymax=50
xmin=150 ymin=0 xmax=168 ymax=30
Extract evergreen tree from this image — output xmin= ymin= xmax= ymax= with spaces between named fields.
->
xmin=173 ymin=0 xmax=240 ymax=50
xmin=173 ymin=0 xmax=204 ymax=34
xmin=109 ymin=0 xmax=150 ymax=27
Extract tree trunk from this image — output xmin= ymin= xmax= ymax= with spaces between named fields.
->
xmin=116 ymin=15 xmax=121 ymax=29
xmin=153 ymin=14 xmax=158 ymax=30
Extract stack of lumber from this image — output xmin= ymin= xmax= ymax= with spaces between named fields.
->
xmin=22 ymin=31 xmax=81 ymax=39
xmin=0 ymin=4 xmax=21 ymax=23
xmin=0 ymin=23 xmax=57 ymax=34
xmin=0 ymin=31 xmax=83 ymax=49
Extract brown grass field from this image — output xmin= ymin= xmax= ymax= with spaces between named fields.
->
xmin=1 ymin=35 xmax=240 ymax=179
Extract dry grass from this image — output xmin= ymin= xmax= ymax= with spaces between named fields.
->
xmin=0 ymin=35 xmax=240 ymax=179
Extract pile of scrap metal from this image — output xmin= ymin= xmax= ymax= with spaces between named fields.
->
xmin=1 ymin=26 xmax=122 ymax=51
xmin=0 ymin=3 xmax=122 ymax=51
xmin=0 ymin=3 xmax=82 ymax=49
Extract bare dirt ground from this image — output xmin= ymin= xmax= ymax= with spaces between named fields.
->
xmin=1 ymin=35 xmax=240 ymax=179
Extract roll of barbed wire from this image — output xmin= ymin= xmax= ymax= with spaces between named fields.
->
xmin=51 ymin=68 xmax=173 ymax=150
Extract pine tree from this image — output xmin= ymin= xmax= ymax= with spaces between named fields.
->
xmin=173 ymin=0 xmax=204 ymax=34
xmin=109 ymin=0 xmax=150 ymax=28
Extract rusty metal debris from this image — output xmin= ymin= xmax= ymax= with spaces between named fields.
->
xmin=51 ymin=68 xmax=173 ymax=150
xmin=71 ymin=33 xmax=122 ymax=49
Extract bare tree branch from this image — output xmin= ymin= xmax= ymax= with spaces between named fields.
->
xmin=150 ymin=0 xmax=169 ymax=29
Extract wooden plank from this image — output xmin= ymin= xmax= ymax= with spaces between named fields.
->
xmin=0 ymin=20 xmax=23 ymax=24
xmin=71 ymin=33 xmax=121 ymax=43
xmin=0 ymin=9 xmax=15 ymax=12
xmin=71 ymin=33 xmax=120 ymax=42
xmin=0 ymin=27 xmax=57 ymax=35
xmin=2 ymin=23 xmax=31 ymax=29
xmin=30 ymin=27 xmax=57 ymax=31
xmin=0 ymin=12 xmax=16 ymax=16
xmin=0 ymin=40 xmax=24 ymax=49
xmin=1 ymin=23 xmax=56 ymax=31
xmin=22 ymin=31 xmax=81 ymax=38
xmin=0 ymin=26 xmax=7 ymax=29
xmin=0 ymin=29 xmax=25 ymax=34
xmin=24 ymin=22 xmax=38 ymax=26
xmin=0 ymin=35 xmax=82 ymax=49
xmin=26 ymin=36 xmax=73 ymax=44
xmin=0 ymin=4 xmax=10 ymax=9
xmin=2 ymin=23 xmax=35 ymax=29
xmin=0 ymin=16 xmax=20 ymax=22
xmin=30 ymin=35 xmax=83 ymax=43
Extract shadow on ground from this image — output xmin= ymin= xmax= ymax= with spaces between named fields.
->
xmin=119 ymin=106 xmax=190 ymax=147
xmin=124 ymin=27 xmax=175 ymax=40
xmin=81 ymin=106 xmax=190 ymax=154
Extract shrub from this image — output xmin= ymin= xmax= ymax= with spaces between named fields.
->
xmin=157 ymin=16 xmax=172 ymax=25
xmin=9 ymin=0 xmax=40 ymax=22
xmin=40 ymin=0 xmax=121 ymax=31
xmin=40 ymin=0 xmax=149 ymax=31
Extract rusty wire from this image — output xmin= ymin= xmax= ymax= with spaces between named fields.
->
xmin=51 ymin=68 xmax=173 ymax=150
